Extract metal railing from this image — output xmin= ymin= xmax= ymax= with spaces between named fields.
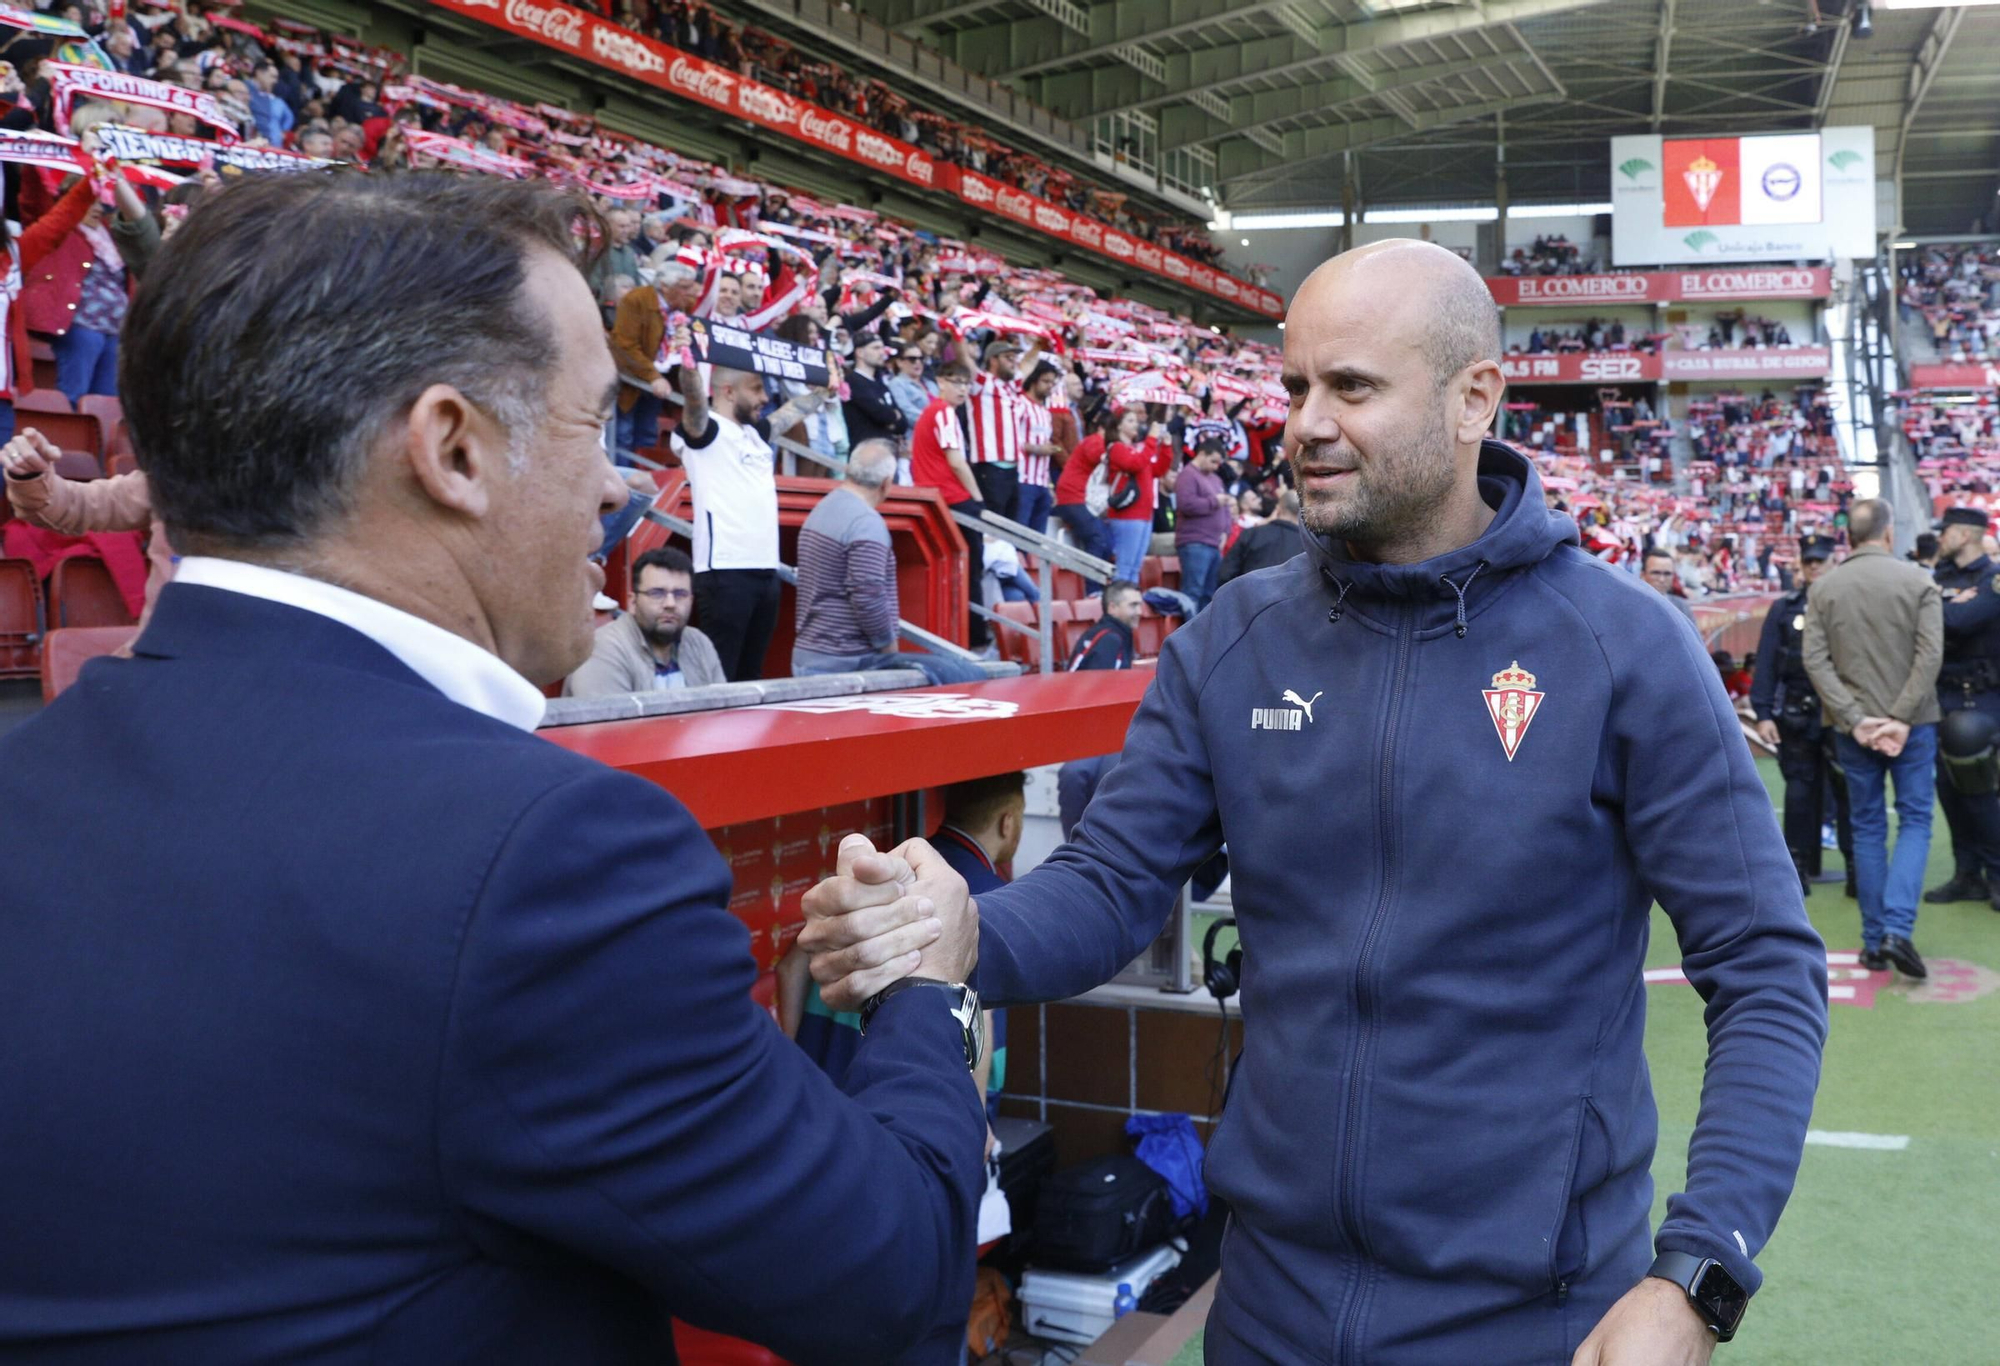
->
xmin=763 ymin=434 xmax=1114 ymax=674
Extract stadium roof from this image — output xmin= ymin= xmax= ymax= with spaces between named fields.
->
xmin=863 ymin=0 xmax=2000 ymax=237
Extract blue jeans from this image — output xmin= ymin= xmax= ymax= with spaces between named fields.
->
xmin=792 ymin=646 xmax=989 ymax=686
xmin=1015 ymin=483 xmax=1053 ymax=537
xmin=0 ymin=399 xmax=13 ymax=444
xmin=1107 ymin=517 xmax=1152 ymax=585
xmin=1053 ymin=502 xmax=1111 ymax=561
xmin=1835 ymin=722 xmax=1937 ymax=948
xmin=53 ymin=324 xmax=118 ymax=403
xmin=615 ymin=391 xmax=662 ymax=459
xmin=1178 ymin=541 xmax=1221 ymax=612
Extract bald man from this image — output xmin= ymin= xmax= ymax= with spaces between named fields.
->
xmin=800 ymin=242 xmax=1827 ymax=1363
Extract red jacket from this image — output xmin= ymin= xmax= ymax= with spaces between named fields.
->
xmin=20 ymin=177 xmax=120 ymax=343
xmin=1104 ymin=436 xmax=1169 ymax=521
xmin=1054 ymin=431 xmax=1104 ymax=506
xmin=6 ymin=175 xmax=95 ymax=399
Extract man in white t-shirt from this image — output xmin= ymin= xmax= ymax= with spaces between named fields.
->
xmin=672 ymin=337 xmax=831 ymax=680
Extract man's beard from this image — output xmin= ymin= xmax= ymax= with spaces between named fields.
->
xmin=1299 ymin=404 xmax=1457 ymax=550
xmin=640 ymin=617 xmax=685 ymax=651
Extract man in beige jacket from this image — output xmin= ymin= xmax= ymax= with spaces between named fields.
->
xmin=565 ymin=544 xmax=727 ymax=697
xmin=3 ymin=428 xmax=173 ymax=633
xmin=1802 ymin=497 xmax=1943 ymax=978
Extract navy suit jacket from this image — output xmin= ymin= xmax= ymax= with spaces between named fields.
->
xmin=0 ymin=585 xmax=984 ymax=1364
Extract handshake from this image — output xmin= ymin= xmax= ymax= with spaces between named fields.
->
xmin=799 ymin=832 xmax=980 ymax=1011
xmin=1851 ymin=715 xmax=1910 ymax=757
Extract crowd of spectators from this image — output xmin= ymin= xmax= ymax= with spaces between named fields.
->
xmin=596 ymin=0 xmax=1223 ymax=264
xmin=1495 ymin=234 xmax=1598 ymax=276
xmin=1900 ymin=242 xmax=2000 ymax=364
xmin=1685 ymin=312 xmax=1800 ymax=350
xmin=1513 ymin=318 xmax=1660 ymax=355
xmin=1907 ymin=393 xmax=2000 ymax=519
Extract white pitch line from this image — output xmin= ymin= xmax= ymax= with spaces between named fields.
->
xmin=1804 ymin=1130 xmax=1910 ymax=1151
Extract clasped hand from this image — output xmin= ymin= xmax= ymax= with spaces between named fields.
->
xmin=798 ymin=834 xmax=978 ymax=1011
xmin=1851 ymin=716 xmax=1909 ymax=756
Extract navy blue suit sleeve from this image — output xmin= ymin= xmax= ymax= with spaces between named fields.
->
xmin=976 ymin=633 xmax=1223 ymax=1005
xmin=1609 ymin=595 xmax=1828 ymax=1297
xmin=1747 ymin=604 xmax=1786 ymax=721
xmin=436 ymin=768 xmax=985 ymax=1364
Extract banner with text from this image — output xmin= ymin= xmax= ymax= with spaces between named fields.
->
xmin=424 ymin=0 xmax=1281 ymax=316
xmin=1500 ymin=348 xmax=1833 ymax=385
xmin=1909 ymin=363 xmax=2000 ymax=391
xmin=1486 ymin=267 xmax=1833 ymax=307
xmin=690 ymin=317 xmax=830 ymax=386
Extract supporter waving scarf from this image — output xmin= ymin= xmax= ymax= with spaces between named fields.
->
xmin=944 ymin=308 xmax=1064 ymax=354
xmin=688 ymin=228 xmax=818 ymax=331
xmin=44 ymin=62 xmax=237 ymax=140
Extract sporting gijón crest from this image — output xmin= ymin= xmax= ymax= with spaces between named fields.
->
xmin=1482 ymin=661 xmax=1544 ymax=762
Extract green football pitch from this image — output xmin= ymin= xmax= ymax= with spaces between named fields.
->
xmin=1172 ymin=757 xmax=2000 ymax=1365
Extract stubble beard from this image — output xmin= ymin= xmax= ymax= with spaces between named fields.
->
xmin=1299 ymin=405 xmax=1457 ymax=551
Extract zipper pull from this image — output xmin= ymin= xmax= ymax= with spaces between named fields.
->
xmin=1555 ymin=1280 xmax=1570 ymax=1306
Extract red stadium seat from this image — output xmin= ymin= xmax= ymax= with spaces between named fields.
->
xmin=1051 ymin=567 xmax=1089 ymax=601
xmin=1157 ymin=556 xmax=1181 ymax=592
xmin=671 ymin=1323 xmax=792 ymax=1366
xmin=29 ymin=361 xmax=57 ymax=392
xmin=0 ymin=557 xmax=44 ymax=678
xmin=993 ymin=599 xmax=1039 ymax=670
xmin=19 ymin=412 xmax=102 ymax=459
xmin=15 ymin=389 xmax=73 ymax=415
xmin=77 ymin=394 xmax=123 ymax=437
xmin=39 ymin=624 xmax=136 ymax=702
xmin=106 ymin=452 xmax=138 ymax=478
xmin=1134 ymin=607 xmax=1170 ymax=658
xmin=49 ymin=556 xmax=135 ymax=628
xmin=53 ymin=451 xmax=101 ymax=482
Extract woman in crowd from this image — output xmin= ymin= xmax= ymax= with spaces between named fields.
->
xmin=1101 ymin=406 xmax=1171 ymax=583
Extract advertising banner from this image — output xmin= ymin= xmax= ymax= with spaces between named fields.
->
xmin=1485 ymin=267 xmax=1833 ymax=307
xmin=1609 ymin=127 xmax=1874 ymax=266
xmin=1909 ymin=363 xmax=2000 ymax=391
xmin=1499 ymin=348 xmax=1833 ymax=385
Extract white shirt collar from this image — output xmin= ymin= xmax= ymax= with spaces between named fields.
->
xmin=172 ymin=557 xmax=548 ymax=732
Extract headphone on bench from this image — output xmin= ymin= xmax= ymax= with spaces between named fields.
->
xmin=1201 ymin=916 xmax=1241 ymax=1004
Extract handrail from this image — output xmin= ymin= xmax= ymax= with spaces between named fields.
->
xmin=639 ymin=507 xmax=984 ymax=666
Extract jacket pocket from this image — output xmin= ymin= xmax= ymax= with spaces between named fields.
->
xmin=1548 ymin=1097 xmax=1601 ymax=1293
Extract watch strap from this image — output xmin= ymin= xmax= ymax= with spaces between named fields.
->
xmin=859 ymin=975 xmax=954 ymax=1032
xmin=1647 ymin=1250 xmax=1743 ymax=1343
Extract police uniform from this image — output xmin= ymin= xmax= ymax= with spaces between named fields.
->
xmin=1927 ymin=507 xmax=2000 ymax=906
xmin=1750 ymin=535 xmax=1852 ymax=890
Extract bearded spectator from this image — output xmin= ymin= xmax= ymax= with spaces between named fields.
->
xmin=566 ymin=546 xmax=726 ymax=696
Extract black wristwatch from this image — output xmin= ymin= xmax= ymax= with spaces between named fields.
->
xmin=859 ymin=977 xmax=982 ymax=1071
xmin=1647 ymin=1250 xmax=1749 ymax=1343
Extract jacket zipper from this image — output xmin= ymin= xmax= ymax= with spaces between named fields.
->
xmin=1333 ymin=609 xmax=1412 ymax=1364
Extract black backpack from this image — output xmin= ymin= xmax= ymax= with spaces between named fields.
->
xmin=1031 ymin=1154 xmax=1177 ymax=1272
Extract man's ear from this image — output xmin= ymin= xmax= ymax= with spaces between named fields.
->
xmin=1456 ymin=360 xmax=1506 ymax=447
xmin=400 ymin=383 xmax=508 ymax=519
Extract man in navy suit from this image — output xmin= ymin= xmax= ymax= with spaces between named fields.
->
xmin=0 ymin=173 xmax=986 ymax=1364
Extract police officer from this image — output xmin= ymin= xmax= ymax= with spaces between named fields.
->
xmin=1924 ymin=506 xmax=2000 ymax=911
xmin=1752 ymin=534 xmax=1853 ymax=895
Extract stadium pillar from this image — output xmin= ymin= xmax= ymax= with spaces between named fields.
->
xmin=1494 ymin=114 xmax=1509 ymax=276
xmin=1341 ymin=151 xmax=1357 ymax=253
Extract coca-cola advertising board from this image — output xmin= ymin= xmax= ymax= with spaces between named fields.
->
xmin=1485 ymin=266 xmax=1833 ymax=307
xmin=427 ymin=0 xmax=1283 ymax=316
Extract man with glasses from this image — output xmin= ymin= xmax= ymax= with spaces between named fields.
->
xmin=1643 ymin=546 xmax=1699 ymax=626
xmin=566 ymin=546 xmax=728 ymax=696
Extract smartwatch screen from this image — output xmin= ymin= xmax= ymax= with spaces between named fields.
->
xmin=1696 ymin=1261 xmax=1749 ymax=1332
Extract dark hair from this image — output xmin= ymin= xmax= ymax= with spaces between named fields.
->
xmin=1103 ymin=577 xmax=1141 ymax=607
xmin=122 ymin=172 xmax=602 ymax=552
xmin=937 ymin=360 xmax=973 ymax=382
xmin=632 ymin=546 xmax=693 ymax=586
xmin=941 ymin=771 xmax=1026 ymax=832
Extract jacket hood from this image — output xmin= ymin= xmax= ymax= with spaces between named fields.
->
xmin=1302 ymin=440 xmax=1580 ymax=637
